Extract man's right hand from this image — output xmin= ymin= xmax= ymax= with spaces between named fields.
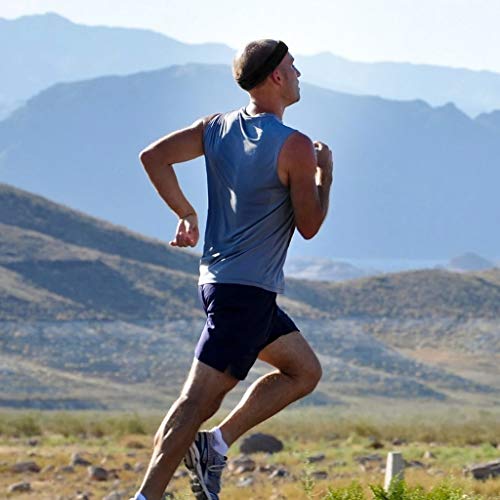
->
xmin=313 ymin=141 xmax=334 ymax=186
xmin=170 ymin=213 xmax=199 ymax=247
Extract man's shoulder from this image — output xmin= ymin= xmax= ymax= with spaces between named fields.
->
xmin=281 ymin=130 xmax=314 ymax=153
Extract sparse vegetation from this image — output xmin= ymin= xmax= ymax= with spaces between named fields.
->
xmin=1 ymin=407 xmax=500 ymax=445
xmin=368 ymin=480 xmax=482 ymax=500
xmin=0 ymin=409 xmax=499 ymax=497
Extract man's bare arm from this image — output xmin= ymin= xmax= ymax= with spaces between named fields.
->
xmin=139 ymin=115 xmax=215 ymax=247
xmin=278 ymin=132 xmax=333 ymax=239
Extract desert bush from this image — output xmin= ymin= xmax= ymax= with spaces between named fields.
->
xmin=0 ymin=413 xmax=42 ymax=436
xmin=324 ymin=481 xmax=365 ymax=499
xmin=370 ymin=480 xmax=482 ymax=500
xmin=322 ymin=480 xmax=482 ymax=500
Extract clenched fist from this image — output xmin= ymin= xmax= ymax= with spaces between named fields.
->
xmin=313 ymin=141 xmax=334 ymax=186
xmin=170 ymin=213 xmax=199 ymax=248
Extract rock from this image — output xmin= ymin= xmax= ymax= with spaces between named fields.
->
xmin=123 ymin=462 xmax=133 ymax=471
xmin=133 ymin=462 xmax=145 ymax=473
xmin=11 ymin=461 xmax=41 ymax=473
xmin=27 ymin=438 xmax=39 ymax=447
xmin=327 ymin=433 xmax=340 ymax=441
xmin=58 ymin=465 xmax=75 ymax=473
xmin=228 ymin=455 xmax=256 ymax=474
xmin=110 ymin=470 xmax=121 ymax=480
xmin=405 ymin=460 xmax=426 ymax=468
xmin=75 ymin=493 xmax=90 ymax=500
xmin=240 ymin=433 xmax=283 ymax=454
xmin=465 ymin=460 xmax=500 ymax=480
xmin=7 ymin=481 xmax=31 ymax=493
xmin=257 ymin=464 xmax=275 ymax=473
xmin=71 ymin=452 xmax=92 ymax=467
xmin=173 ymin=469 xmax=188 ymax=479
xmin=311 ymin=470 xmax=328 ymax=480
xmin=103 ymin=492 xmax=122 ymax=500
xmin=306 ymin=453 xmax=325 ymax=463
xmin=237 ymin=476 xmax=255 ymax=487
xmin=88 ymin=465 xmax=109 ymax=481
xmin=428 ymin=468 xmax=445 ymax=476
xmin=392 ymin=438 xmax=406 ymax=446
xmin=269 ymin=467 xmax=289 ymax=478
xmin=423 ymin=450 xmax=436 ymax=459
xmin=42 ymin=464 xmax=55 ymax=473
xmin=270 ymin=494 xmax=287 ymax=500
xmin=369 ymin=440 xmax=384 ymax=450
xmin=125 ymin=440 xmax=145 ymax=449
xmin=355 ymin=454 xmax=383 ymax=465
xmin=331 ymin=460 xmax=347 ymax=467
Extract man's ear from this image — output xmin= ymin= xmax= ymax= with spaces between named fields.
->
xmin=270 ymin=68 xmax=282 ymax=85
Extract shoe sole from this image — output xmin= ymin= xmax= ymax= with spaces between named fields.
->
xmin=184 ymin=439 xmax=212 ymax=500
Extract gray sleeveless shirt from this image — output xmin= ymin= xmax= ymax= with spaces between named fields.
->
xmin=199 ymin=107 xmax=297 ymax=293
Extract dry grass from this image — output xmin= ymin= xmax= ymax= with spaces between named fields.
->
xmin=1 ymin=407 xmax=499 ymax=498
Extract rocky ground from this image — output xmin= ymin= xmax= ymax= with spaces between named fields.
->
xmin=1 ymin=427 xmax=499 ymax=499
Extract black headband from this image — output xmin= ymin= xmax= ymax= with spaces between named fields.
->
xmin=237 ymin=41 xmax=289 ymax=91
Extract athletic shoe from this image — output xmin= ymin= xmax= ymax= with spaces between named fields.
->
xmin=184 ymin=431 xmax=227 ymax=500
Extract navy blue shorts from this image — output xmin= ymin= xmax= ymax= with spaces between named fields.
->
xmin=195 ymin=283 xmax=299 ymax=380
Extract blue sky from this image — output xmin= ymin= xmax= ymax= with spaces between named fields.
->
xmin=2 ymin=0 xmax=500 ymax=73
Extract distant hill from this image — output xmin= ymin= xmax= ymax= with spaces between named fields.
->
xmin=476 ymin=110 xmax=500 ymax=133
xmin=3 ymin=183 xmax=499 ymax=322
xmin=285 ymin=258 xmax=373 ymax=282
xmin=0 ymin=63 xmax=499 ymax=260
xmin=0 ymin=13 xmax=233 ymax=110
xmin=448 ymin=252 xmax=496 ymax=272
xmin=297 ymin=53 xmax=500 ymax=117
xmin=0 ymin=184 xmax=498 ymax=409
xmin=3 ymin=13 xmax=500 ymax=118
xmin=0 ymin=183 xmax=200 ymax=321
xmin=287 ymin=268 xmax=500 ymax=320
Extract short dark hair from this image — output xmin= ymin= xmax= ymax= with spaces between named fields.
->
xmin=232 ymin=39 xmax=280 ymax=90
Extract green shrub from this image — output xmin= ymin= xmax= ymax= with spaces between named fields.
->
xmin=11 ymin=414 xmax=42 ymax=437
xmin=324 ymin=482 xmax=365 ymax=500
xmin=370 ymin=479 xmax=483 ymax=500
xmin=322 ymin=480 xmax=482 ymax=500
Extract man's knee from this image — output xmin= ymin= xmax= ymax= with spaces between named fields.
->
xmin=298 ymin=354 xmax=322 ymax=396
xmin=153 ymin=392 xmax=223 ymax=447
xmin=177 ymin=391 xmax=223 ymax=422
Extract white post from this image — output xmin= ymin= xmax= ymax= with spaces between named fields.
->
xmin=384 ymin=452 xmax=404 ymax=491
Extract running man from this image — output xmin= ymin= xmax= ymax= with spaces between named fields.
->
xmin=134 ymin=39 xmax=333 ymax=500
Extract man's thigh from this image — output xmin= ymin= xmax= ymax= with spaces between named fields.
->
xmin=195 ymin=283 xmax=280 ymax=380
xmin=181 ymin=358 xmax=239 ymax=403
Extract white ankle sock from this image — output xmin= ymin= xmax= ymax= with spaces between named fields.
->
xmin=134 ymin=494 xmax=147 ymax=500
xmin=210 ymin=427 xmax=229 ymax=455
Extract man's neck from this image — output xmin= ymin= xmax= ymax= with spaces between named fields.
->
xmin=246 ymin=99 xmax=285 ymax=121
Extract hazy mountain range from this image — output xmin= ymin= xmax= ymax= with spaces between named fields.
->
xmin=1 ymin=183 xmax=498 ymax=409
xmin=298 ymin=53 xmax=500 ymax=117
xmin=0 ymin=62 xmax=499 ymax=260
xmin=2 ymin=13 xmax=500 ymax=118
xmin=0 ymin=13 xmax=232 ymax=117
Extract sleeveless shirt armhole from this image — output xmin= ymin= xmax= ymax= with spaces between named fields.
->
xmin=274 ymin=128 xmax=299 ymax=189
xmin=202 ymin=113 xmax=223 ymax=154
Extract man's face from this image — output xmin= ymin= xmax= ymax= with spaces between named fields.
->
xmin=279 ymin=52 xmax=301 ymax=105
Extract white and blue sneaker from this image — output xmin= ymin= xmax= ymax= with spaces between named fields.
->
xmin=184 ymin=431 xmax=227 ymax=500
